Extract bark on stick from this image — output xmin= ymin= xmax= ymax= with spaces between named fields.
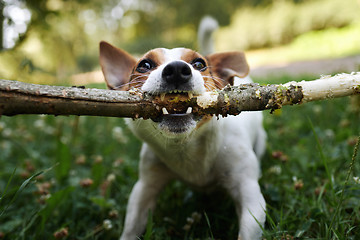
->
xmin=0 ymin=72 xmax=359 ymax=119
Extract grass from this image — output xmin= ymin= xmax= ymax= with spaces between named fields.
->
xmin=0 ymin=75 xmax=360 ymax=239
xmin=243 ymin=21 xmax=360 ymax=67
xmin=216 ymin=0 xmax=360 ymax=67
xmin=246 ymin=22 xmax=360 ymax=66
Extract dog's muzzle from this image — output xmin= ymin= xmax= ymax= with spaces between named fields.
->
xmin=162 ymin=61 xmax=192 ymax=88
xmin=150 ymin=61 xmax=202 ymax=134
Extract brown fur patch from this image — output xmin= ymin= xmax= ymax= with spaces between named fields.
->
xmin=180 ymin=49 xmax=201 ymax=63
xmin=196 ymin=115 xmax=213 ymax=129
xmin=180 ymin=49 xmax=222 ymax=91
xmin=206 ymin=52 xmax=249 ymax=87
xmin=127 ymin=72 xmax=148 ymax=90
xmin=143 ymin=49 xmax=166 ymax=66
xmin=127 ymin=49 xmax=166 ymax=90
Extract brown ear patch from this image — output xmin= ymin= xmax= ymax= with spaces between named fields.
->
xmin=99 ymin=41 xmax=137 ymax=90
xmin=206 ymin=52 xmax=249 ymax=87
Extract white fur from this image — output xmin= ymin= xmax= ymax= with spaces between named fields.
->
xmin=120 ymin=60 xmax=266 ymax=240
xmin=162 ymin=47 xmax=184 ymax=62
xmin=198 ymin=16 xmax=218 ymax=56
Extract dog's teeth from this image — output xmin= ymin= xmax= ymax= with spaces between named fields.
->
xmin=188 ymin=92 xmax=193 ymax=99
xmin=186 ymin=107 xmax=192 ymax=114
xmin=160 ymin=93 xmax=166 ymax=101
xmin=162 ymin=108 xmax=169 ymax=115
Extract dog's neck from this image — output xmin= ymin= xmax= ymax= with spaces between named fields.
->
xmin=126 ymin=116 xmax=221 ymax=147
xmin=126 ymin=117 xmax=224 ymax=185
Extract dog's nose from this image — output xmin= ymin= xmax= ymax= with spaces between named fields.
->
xmin=162 ymin=61 xmax=192 ymax=86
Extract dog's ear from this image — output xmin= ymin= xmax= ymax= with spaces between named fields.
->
xmin=99 ymin=41 xmax=137 ymax=90
xmin=206 ymin=52 xmax=249 ymax=86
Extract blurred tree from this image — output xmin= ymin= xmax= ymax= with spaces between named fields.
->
xmin=0 ymin=0 xmax=107 ymax=83
xmin=0 ymin=0 xmax=249 ymax=83
xmin=0 ymin=0 xmax=357 ymax=84
xmin=0 ymin=1 xmax=3 ymax=50
xmin=124 ymin=0 xmax=241 ymax=51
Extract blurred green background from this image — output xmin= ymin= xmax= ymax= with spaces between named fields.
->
xmin=0 ymin=0 xmax=360 ymax=84
xmin=1 ymin=1 xmax=360 ymax=239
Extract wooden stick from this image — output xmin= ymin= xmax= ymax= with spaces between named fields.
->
xmin=0 ymin=73 xmax=359 ymax=119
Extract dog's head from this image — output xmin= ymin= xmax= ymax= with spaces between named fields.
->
xmin=99 ymin=41 xmax=249 ymax=136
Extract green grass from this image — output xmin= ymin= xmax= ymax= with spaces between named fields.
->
xmin=1 ymin=76 xmax=360 ymax=239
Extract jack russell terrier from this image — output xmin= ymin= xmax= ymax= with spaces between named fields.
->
xmin=99 ymin=31 xmax=266 ymax=240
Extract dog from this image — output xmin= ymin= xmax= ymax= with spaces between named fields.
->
xmin=99 ymin=23 xmax=266 ymax=240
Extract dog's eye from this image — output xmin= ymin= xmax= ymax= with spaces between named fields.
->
xmin=191 ymin=58 xmax=207 ymax=71
xmin=136 ymin=59 xmax=154 ymax=73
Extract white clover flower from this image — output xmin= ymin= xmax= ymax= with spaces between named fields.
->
xmin=69 ymin=170 xmax=77 ymax=176
xmin=107 ymin=173 xmax=116 ymax=182
xmin=268 ymin=165 xmax=282 ymax=175
xmin=34 ymin=119 xmax=46 ymax=129
xmin=103 ymin=219 xmax=113 ymax=230
xmin=0 ymin=122 xmax=6 ymax=131
xmin=60 ymin=136 xmax=69 ymax=144
xmin=324 ymin=129 xmax=335 ymax=139
xmin=112 ymin=126 xmax=128 ymax=143
xmin=0 ymin=141 xmax=11 ymax=150
xmin=34 ymin=118 xmax=55 ymax=134
xmin=191 ymin=212 xmax=202 ymax=222
xmin=40 ymin=193 xmax=51 ymax=201
xmin=44 ymin=126 xmax=55 ymax=135
xmin=353 ymin=176 xmax=360 ymax=184
xmin=93 ymin=155 xmax=103 ymax=163
xmin=2 ymin=128 xmax=12 ymax=137
xmin=186 ymin=217 xmax=194 ymax=224
xmin=312 ymin=105 xmax=322 ymax=114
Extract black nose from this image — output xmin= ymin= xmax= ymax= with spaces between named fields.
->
xmin=162 ymin=61 xmax=192 ymax=87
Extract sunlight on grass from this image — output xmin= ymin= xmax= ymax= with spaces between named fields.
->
xmin=245 ymin=21 xmax=360 ymax=67
xmin=215 ymin=0 xmax=360 ymax=67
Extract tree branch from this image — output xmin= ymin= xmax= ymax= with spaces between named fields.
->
xmin=1 ymin=73 xmax=359 ymax=119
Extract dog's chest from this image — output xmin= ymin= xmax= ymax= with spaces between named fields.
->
xmin=157 ymin=139 xmax=217 ymax=185
xmin=128 ymin=118 xmax=222 ymax=186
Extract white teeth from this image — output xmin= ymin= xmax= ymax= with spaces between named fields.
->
xmin=188 ymin=92 xmax=193 ymax=99
xmin=162 ymin=108 xmax=169 ymax=115
xmin=162 ymin=107 xmax=192 ymax=115
xmin=160 ymin=93 xmax=166 ymax=101
xmin=186 ymin=107 xmax=192 ymax=114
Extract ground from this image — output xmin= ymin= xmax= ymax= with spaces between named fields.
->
xmin=250 ymin=54 xmax=360 ymax=79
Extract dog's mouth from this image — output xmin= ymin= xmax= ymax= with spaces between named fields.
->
xmin=150 ymin=91 xmax=201 ymax=134
xmin=161 ymin=105 xmax=193 ymax=116
xmin=153 ymin=91 xmax=196 ymax=116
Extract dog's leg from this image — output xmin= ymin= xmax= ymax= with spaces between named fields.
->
xmin=224 ymin=151 xmax=266 ymax=240
xmin=120 ymin=145 xmax=174 ymax=240
xmin=236 ymin=178 xmax=265 ymax=240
